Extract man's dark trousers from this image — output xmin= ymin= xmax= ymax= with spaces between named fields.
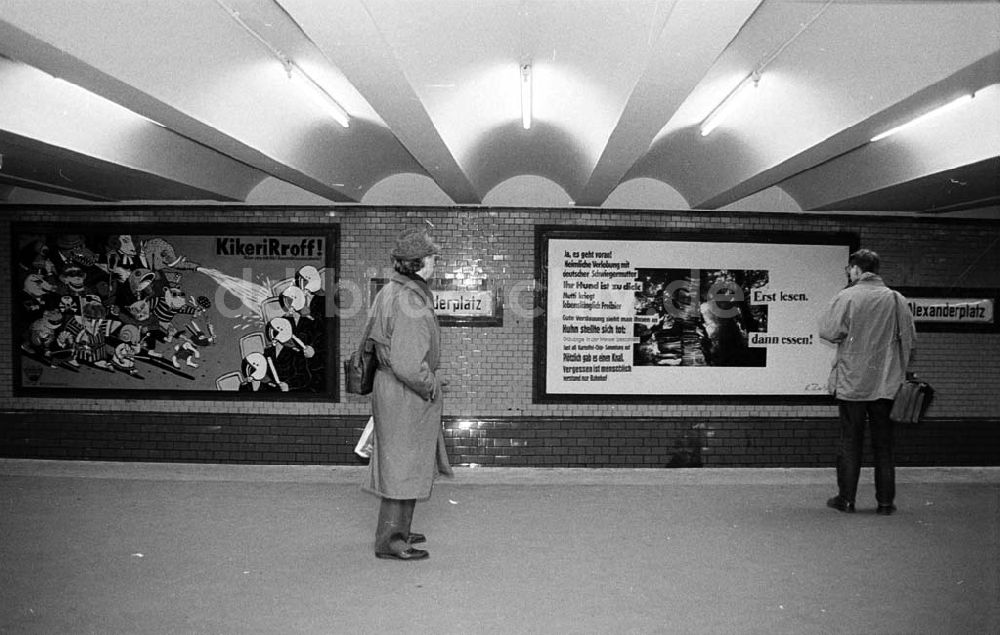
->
xmin=836 ymin=399 xmax=895 ymax=506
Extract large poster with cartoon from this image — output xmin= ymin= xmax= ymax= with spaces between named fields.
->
xmin=12 ymin=223 xmax=337 ymax=400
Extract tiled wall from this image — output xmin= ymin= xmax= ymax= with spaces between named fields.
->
xmin=2 ymin=204 xmax=999 ymax=466
xmin=3 ymin=413 xmax=997 ymax=467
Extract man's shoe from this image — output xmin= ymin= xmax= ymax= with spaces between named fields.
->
xmin=876 ymin=504 xmax=897 ymax=516
xmin=826 ymin=496 xmax=856 ymax=513
xmin=407 ymin=532 xmax=426 ymax=545
xmin=375 ymin=547 xmax=429 ymax=561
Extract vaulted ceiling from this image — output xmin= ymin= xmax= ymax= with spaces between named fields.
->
xmin=0 ymin=0 xmax=997 ymax=213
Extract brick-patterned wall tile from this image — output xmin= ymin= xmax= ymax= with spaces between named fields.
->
xmin=2 ymin=206 xmax=999 ymax=465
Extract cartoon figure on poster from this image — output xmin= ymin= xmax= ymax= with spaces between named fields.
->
xmin=15 ymin=230 xmax=330 ymax=395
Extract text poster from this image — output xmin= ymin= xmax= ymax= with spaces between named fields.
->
xmin=538 ymin=228 xmax=854 ymax=399
xmin=13 ymin=223 xmax=338 ymax=400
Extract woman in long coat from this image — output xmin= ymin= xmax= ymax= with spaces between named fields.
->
xmin=362 ymin=228 xmax=452 ymax=561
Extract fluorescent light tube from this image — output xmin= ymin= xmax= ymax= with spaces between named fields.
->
xmin=520 ymin=63 xmax=532 ymax=130
xmin=215 ymin=0 xmax=350 ymax=128
xmin=288 ymin=62 xmax=350 ymax=128
xmin=870 ymin=94 xmax=973 ymax=142
xmin=700 ymin=72 xmax=760 ymax=137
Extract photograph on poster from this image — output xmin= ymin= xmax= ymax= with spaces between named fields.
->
xmin=634 ymin=267 xmax=769 ymax=368
xmin=537 ymin=227 xmax=856 ymax=400
xmin=12 ymin=223 xmax=337 ymax=399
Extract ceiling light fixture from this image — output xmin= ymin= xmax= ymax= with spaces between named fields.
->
xmin=214 ymin=0 xmax=349 ymax=128
xmin=869 ymin=93 xmax=974 ymax=143
xmin=700 ymin=71 xmax=760 ymax=137
xmin=520 ymin=63 xmax=532 ymax=130
xmin=284 ymin=60 xmax=350 ymax=128
xmin=699 ymin=0 xmax=833 ymax=138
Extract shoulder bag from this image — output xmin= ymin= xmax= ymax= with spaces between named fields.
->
xmin=344 ymin=315 xmax=377 ymax=395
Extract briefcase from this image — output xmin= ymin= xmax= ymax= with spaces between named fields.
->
xmin=890 ymin=379 xmax=934 ymax=425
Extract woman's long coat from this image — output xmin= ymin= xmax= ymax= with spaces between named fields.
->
xmin=363 ymin=272 xmax=452 ymax=500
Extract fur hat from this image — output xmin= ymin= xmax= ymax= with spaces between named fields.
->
xmin=391 ymin=228 xmax=440 ymax=260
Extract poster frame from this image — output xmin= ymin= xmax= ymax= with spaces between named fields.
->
xmin=11 ymin=220 xmax=339 ymax=401
xmin=532 ymin=224 xmax=859 ymax=404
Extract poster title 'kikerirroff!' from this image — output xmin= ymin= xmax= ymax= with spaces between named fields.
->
xmin=216 ymin=237 xmax=322 ymax=259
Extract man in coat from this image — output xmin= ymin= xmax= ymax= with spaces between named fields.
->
xmin=819 ymin=249 xmax=916 ymax=515
xmin=362 ymin=227 xmax=452 ymax=560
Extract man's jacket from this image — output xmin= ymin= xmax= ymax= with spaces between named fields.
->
xmin=819 ymin=273 xmax=916 ymax=401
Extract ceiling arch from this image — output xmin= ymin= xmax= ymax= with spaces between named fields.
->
xmin=482 ymin=175 xmax=571 ymax=208
xmin=602 ymin=178 xmax=689 ymax=211
xmin=463 ymin=121 xmax=591 ymax=201
xmin=361 ymin=173 xmax=453 ymax=206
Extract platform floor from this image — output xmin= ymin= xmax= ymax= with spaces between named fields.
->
xmin=1 ymin=460 xmax=998 ymax=634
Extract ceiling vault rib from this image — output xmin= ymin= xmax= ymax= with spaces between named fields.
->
xmin=339 ymin=0 xmax=481 ymax=204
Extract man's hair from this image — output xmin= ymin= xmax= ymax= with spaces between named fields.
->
xmin=393 ymin=256 xmax=424 ymax=276
xmin=849 ymin=249 xmax=880 ymax=274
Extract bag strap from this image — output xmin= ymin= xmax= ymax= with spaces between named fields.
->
xmin=356 ymin=311 xmax=376 ymax=356
xmin=891 ymin=290 xmax=913 ymax=380
xmin=891 ymin=291 xmax=902 ymax=362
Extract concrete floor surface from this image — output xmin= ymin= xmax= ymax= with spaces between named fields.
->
xmin=1 ymin=460 xmax=998 ymax=635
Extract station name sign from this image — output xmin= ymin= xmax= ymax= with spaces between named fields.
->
xmin=434 ymin=289 xmax=495 ymax=317
xmin=906 ymin=297 xmax=994 ymax=324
